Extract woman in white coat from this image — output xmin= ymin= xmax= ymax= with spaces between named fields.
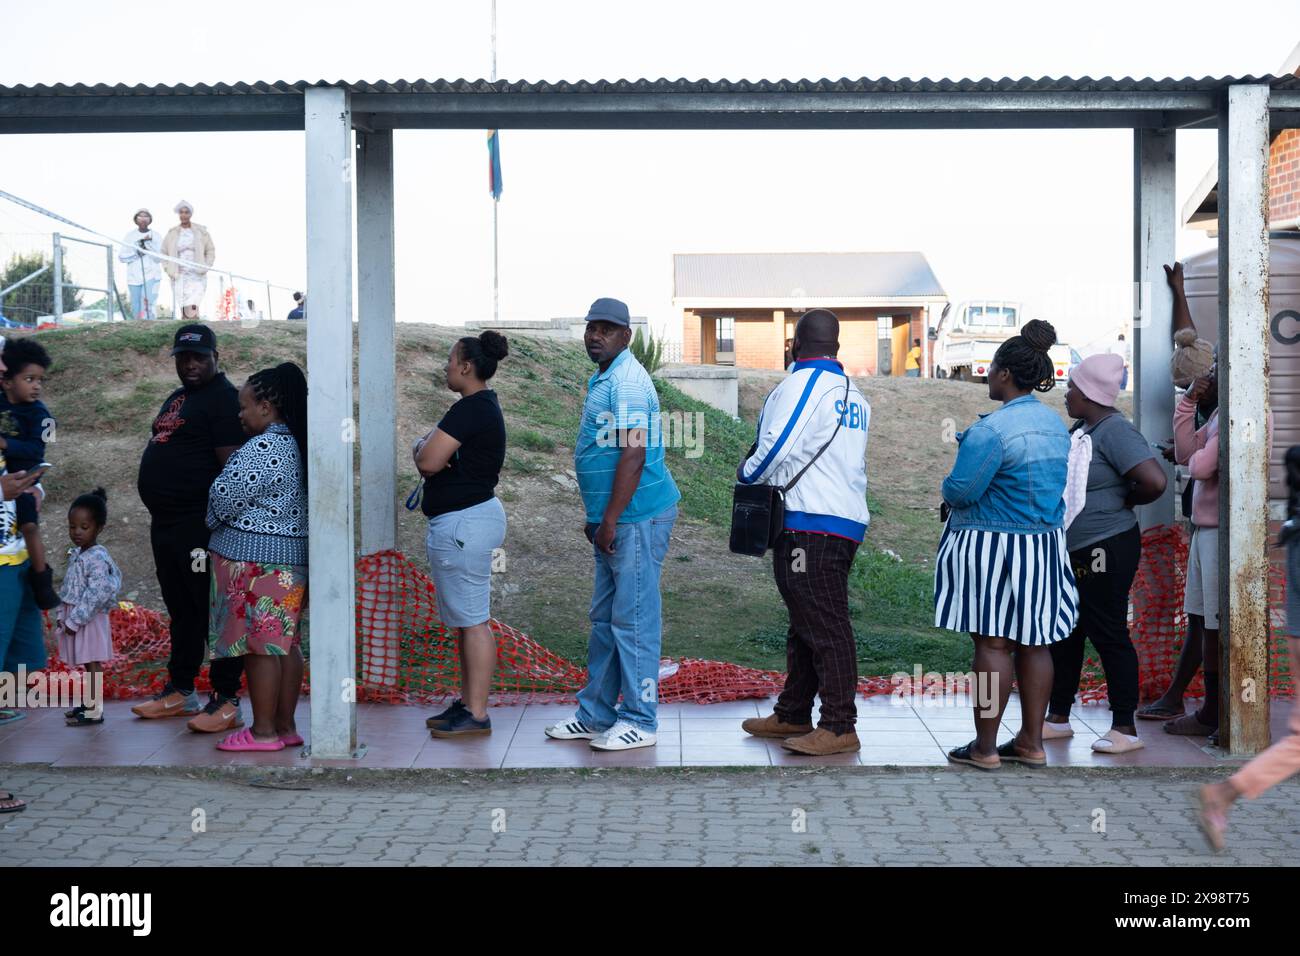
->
xmin=161 ymin=200 xmax=216 ymax=320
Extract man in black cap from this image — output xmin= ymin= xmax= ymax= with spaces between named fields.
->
xmin=132 ymin=324 xmax=248 ymax=730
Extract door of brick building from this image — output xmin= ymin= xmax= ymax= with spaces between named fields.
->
xmin=877 ymin=316 xmax=893 ymax=375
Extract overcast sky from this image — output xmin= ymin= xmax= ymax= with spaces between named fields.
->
xmin=0 ymin=0 xmax=1294 ymax=349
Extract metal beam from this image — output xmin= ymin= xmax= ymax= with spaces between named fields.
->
xmin=1218 ymin=85 xmax=1272 ymax=757
xmin=357 ymin=129 xmax=398 ymax=556
xmin=0 ymin=88 xmax=1234 ymax=134
xmin=304 ymin=86 xmax=359 ymax=760
xmin=0 ymin=93 xmax=304 ymax=134
xmin=363 ymin=109 xmax=1178 ymax=132
xmin=351 ymin=89 xmax=1220 ymax=117
xmin=1132 ymin=128 xmax=1177 ymax=530
xmin=0 ymin=117 xmax=304 ymax=134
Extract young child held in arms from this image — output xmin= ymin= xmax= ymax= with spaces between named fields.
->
xmin=0 ymin=337 xmax=59 ymax=609
xmin=59 ymin=488 xmax=121 ymax=726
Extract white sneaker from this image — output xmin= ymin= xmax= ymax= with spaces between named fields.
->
xmin=590 ymin=720 xmax=657 ymax=751
xmin=544 ymin=716 xmax=600 ymax=740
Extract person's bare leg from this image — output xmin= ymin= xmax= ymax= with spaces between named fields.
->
xmin=456 ymin=628 xmax=466 ymax=699
xmin=273 ymin=647 xmax=304 ymax=737
xmin=461 ymin=622 xmax=496 ymax=720
xmin=243 ymin=656 xmax=282 ymax=742
xmin=1148 ymin=614 xmax=1204 ymax=712
xmin=971 ymin=634 xmax=1014 ymax=757
xmin=1203 ymin=779 xmax=1242 ymax=812
xmin=1014 ymin=645 xmax=1054 ymax=757
xmin=81 ymin=661 xmax=104 ymax=719
xmin=1196 ymin=626 xmax=1221 ymax=729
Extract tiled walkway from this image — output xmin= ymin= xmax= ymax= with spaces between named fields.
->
xmin=0 ymin=694 xmax=1286 ymax=769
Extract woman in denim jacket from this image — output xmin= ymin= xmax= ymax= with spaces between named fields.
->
xmin=934 ymin=320 xmax=1078 ymax=770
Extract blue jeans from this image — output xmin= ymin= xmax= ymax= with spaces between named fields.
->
xmin=0 ymin=561 xmax=47 ymax=672
xmin=577 ymin=505 xmax=676 ymax=732
xmin=129 ymin=279 xmax=161 ymax=320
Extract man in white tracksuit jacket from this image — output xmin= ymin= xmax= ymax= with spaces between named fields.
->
xmin=736 ymin=309 xmax=871 ymax=756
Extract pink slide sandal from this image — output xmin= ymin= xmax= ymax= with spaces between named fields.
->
xmin=217 ymin=728 xmax=285 ymax=752
xmin=280 ymin=733 xmax=305 ymax=747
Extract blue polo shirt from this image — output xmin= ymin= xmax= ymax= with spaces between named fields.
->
xmin=575 ymin=348 xmax=680 ymax=524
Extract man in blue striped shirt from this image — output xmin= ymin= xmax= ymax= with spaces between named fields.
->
xmin=545 ymin=298 xmax=680 ymax=752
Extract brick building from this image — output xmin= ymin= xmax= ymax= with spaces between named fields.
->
xmin=1183 ymin=42 xmax=1300 ymax=230
xmin=673 ymin=252 xmax=947 ymax=377
xmin=1183 ymin=126 xmax=1300 ymax=230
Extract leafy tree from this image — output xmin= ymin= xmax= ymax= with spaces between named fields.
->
xmin=0 ymin=251 xmax=81 ymax=324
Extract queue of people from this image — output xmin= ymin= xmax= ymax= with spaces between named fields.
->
xmin=0 ymin=274 xmax=1295 ymax=843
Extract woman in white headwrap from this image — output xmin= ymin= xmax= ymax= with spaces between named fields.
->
xmin=119 ymin=208 xmax=162 ymax=320
xmin=161 ymin=201 xmax=216 ymax=320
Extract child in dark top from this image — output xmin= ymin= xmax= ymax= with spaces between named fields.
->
xmin=0 ymin=337 xmax=59 ymax=609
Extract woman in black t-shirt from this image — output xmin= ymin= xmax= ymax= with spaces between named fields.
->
xmin=414 ymin=331 xmax=509 ymax=738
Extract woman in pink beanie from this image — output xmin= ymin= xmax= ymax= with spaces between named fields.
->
xmin=1044 ymin=353 xmax=1167 ymax=754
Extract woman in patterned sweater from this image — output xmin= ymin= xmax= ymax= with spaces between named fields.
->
xmin=206 ymin=363 xmax=309 ymax=752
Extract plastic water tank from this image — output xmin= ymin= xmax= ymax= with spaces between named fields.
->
xmin=1182 ymin=235 xmax=1300 ymax=505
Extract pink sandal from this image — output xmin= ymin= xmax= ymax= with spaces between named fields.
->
xmin=280 ymin=733 xmax=304 ymax=747
xmin=217 ymin=728 xmax=285 ymax=752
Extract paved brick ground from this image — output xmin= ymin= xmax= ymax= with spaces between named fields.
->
xmin=1 ymin=765 xmax=1297 ymax=866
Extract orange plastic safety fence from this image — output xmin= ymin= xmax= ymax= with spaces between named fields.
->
xmin=38 ymin=527 xmax=1295 ymax=705
xmin=1076 ymin=524 xmax=1293 ymax=703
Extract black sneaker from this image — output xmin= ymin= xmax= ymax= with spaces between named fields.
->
xmin=425 ymin=699 xmax=467 ymax=730
xmin=428 ymin=710 xmax=491 ymax=738
xmin=64 ymin=705 xmax=86 ymax=720
xmin=30 ymin=566 xmax=61 ymax=611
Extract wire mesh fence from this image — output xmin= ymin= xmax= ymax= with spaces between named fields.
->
xmin=2 ymin=231 xmax=298 ymax=326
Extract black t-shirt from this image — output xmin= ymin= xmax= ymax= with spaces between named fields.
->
xmin=422 ymin=389 xmax=506 ymax=518
xmin=137 ymin=372 xmax=245 ymax=523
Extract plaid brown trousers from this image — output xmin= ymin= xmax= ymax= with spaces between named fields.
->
xmin=772 ymin=531 xmax=860 ymax=735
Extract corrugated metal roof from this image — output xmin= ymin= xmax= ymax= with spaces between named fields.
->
xmin=674 ymin=252 xmax=945 ymax=300
xmin=1 ymin=74 xmax=1297 ymax=97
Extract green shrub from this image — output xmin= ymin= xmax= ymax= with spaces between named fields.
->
xmin=630 ymin=326 xmax=665 ymax=375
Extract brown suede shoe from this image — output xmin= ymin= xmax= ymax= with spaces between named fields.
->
xmin=741 ymin=713 xmax=815 ymax=739
xmin=781 ymin=728 xmax=861 ymax=755
xmin=187 ymin=697 xmax=244 ymax=733
xmin=130 ymin=688 xmax=201 ymax=719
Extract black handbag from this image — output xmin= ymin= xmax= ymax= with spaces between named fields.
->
xmin=729 ymin=377 xmax=850 ymax=557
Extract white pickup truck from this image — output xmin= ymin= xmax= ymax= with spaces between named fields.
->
xmin=934 ymin=301 xmax=1073 ymax=385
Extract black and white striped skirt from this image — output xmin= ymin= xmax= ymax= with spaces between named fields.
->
xmin=933 ymin=525 xmax=1078 ymax=645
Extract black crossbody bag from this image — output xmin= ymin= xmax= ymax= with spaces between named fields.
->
xmin=729 ymin=376 xmax=851 ymax=557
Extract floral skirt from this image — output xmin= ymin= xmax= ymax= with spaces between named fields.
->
xmin=208 ymin=555 xmax=307 ymax=658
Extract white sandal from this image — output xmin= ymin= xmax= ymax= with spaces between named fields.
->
xmin=1091 ymin=729 xmax=1145 ymax=754
xmin=1042 ymin=721 xmax=1074 ymax=739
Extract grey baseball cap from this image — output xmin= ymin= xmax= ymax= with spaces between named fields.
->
xmin=584 ymin=297 xmax=631 ymax=327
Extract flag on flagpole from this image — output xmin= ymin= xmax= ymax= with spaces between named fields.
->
xmin=487 ymin=129 xmax=503 ymax=200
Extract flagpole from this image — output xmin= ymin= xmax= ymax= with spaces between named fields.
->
xmin=491 ymin=0 xmax=499 ymax=325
